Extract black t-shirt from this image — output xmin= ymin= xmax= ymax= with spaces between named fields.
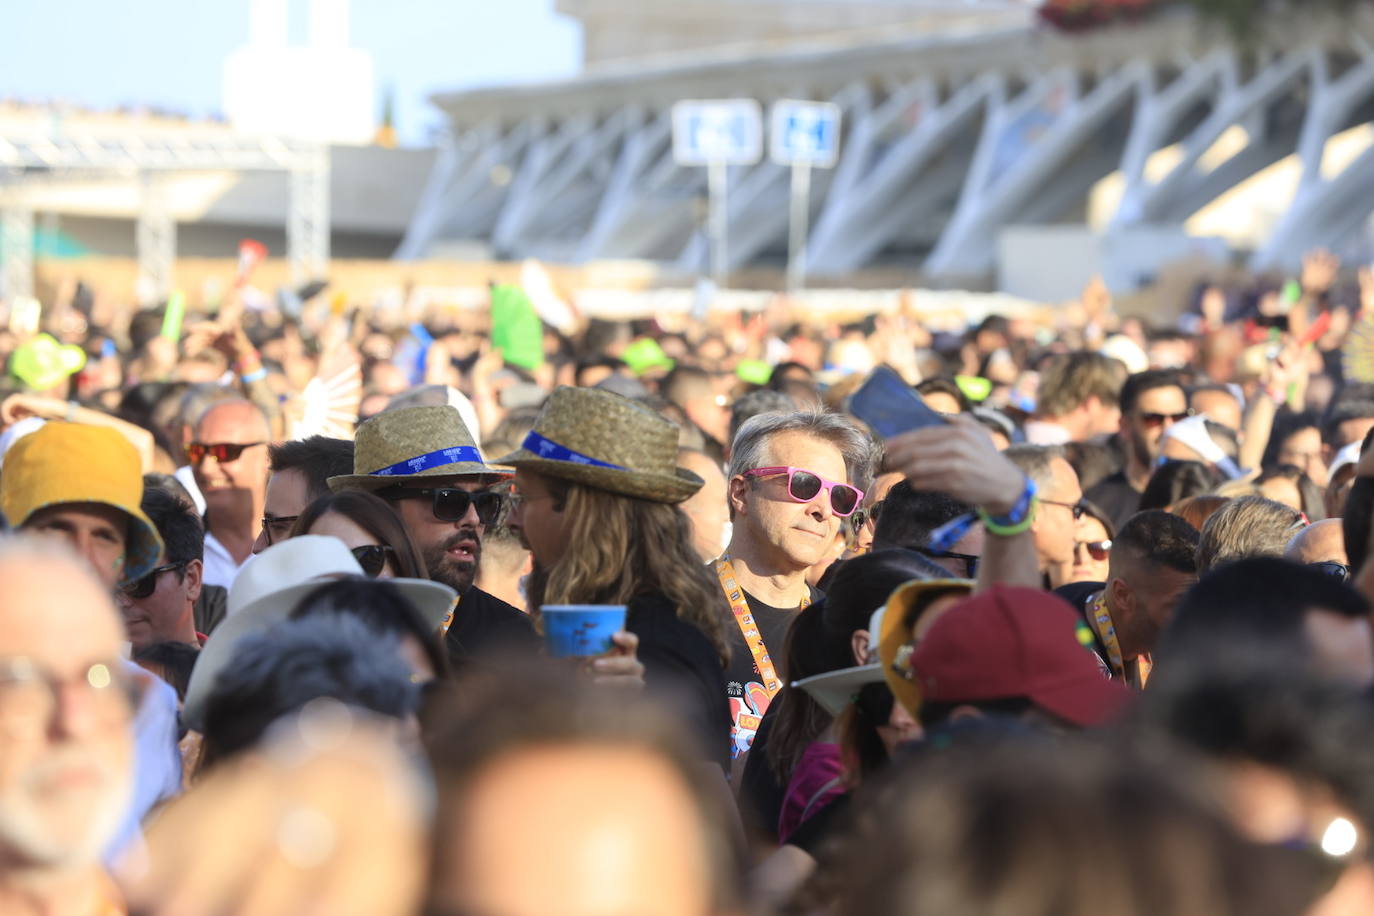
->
xmin=739 ymin=703 xmax=787 ymax=842
xmin=724 ymin=589 xmax=816 ymax=761
xmin=1085 ymin=471 xmax=1141 ymax=533
xmin=628 ymin=592 xmax=732 ymax=771
xmin=785 ymin=790 xmax=851 ymax=857
xmin=444 ymin=586 xmax=539 ymax=664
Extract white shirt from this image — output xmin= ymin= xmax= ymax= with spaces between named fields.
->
xmin=1024 ymin=420 xmax=1072 ymax=446
xmin=203 ymin=531 xmax=247 ymax=594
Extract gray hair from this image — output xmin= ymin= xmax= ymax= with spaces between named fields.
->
xmin=728 ymin=411 xmax=877 ymax=496
xmin=1003 ymin=445 xmax=1064 ymax=492
xmin=1197 ymin=495 xmax=1304 ymax=574
xmin=728 ymin=389 xmax=795 ymax=448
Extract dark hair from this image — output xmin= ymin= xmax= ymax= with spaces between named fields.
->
xmin=1322 ymin=400 xmax=1374 ymax=447
xmin=1062 ymin=440 xmax=1121 ymax=493
xmin=1120 ymin=369 xmax=1184 ymax=417
xmin=140 ymin=480 xmax=203 ymax=565
xmin=661 ymin=365 xmax=714 ymax=408
xmin=769 ymin=361 xmax=814 ymax=386
xmin=872 ymin=482 xmax=973 ymax=552
xmin=1139 ymin=461 xmax=1222 ymax=512
xmin=1162 ymin=557 xmax=1369 ymax=662
xmin=133 ymin=641 xmax=200 ymax=701
xmin=1254 ymin=465 xmax=1327 ymax=522
xmin=1131 ymin=647 xmax=1374 ymax=842
xmin=1261 ymin=410 xmax=1321 ymax=469
xmin=1078 ymin=499 xmax=1116 ymax=540
xmin=914 ymin=377 xmax=970 ymax=414
xmin=200 ymin=614 xmax=420 ymax=769
xmin=267 ymin=436 xmax=356 ymax=506
xmin=425 ymin=668 xmax=743 ymax=912
xmin=289 ymin=489 xmax=428 ymax=579
xmin=1114 ymin=510 xmax=1198 ymax=575
xmin=291 ymin=577 xmax=450 ymax=681
xmin=1346 ymin=476 xmax=1374 ymax=575
xmin=767 ymin=550 xmax=938 ymax=784
xmin=821 ymin=736 xmax=1326 ymax=916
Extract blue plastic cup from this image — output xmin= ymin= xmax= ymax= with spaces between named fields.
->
xmin=540 ymin=604 xmax=627 ymax=658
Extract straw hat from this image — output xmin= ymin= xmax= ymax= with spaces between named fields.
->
xmin=328 ymin=405 xmax=507 ymax=492
xmin=182 ymin=535 xmax=455 ymax=731
xmin=496 ymin=386 xmax=703 ymax=504
xmin=0 ymin=422 xmax=163 ymax=584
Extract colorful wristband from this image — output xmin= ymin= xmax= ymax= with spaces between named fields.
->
xmin=978 ymin=497 xmax=1039 ymax=537
xmin=983 ymin=477 xmax=1037 ymax=527
xmin=240 ymin=367 xmax=268 ymax=384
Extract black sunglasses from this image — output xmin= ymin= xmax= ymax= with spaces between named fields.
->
xmin=352 ymin=544 xmax=397 ymax=578
xmin=916 ymin=547 xmax=979 ymax=579
xmin=1137 ymin=410 xmax=1192 ymax=427
xmin=1310 ymin=561 xmax=1352 ymax=581
xmin=375 ymin=486 xmax=503 ymax=526
xmin=121 ymin=562 xmax=186 ymax=599
xmin=1041 ymin=498 xmax=1086 ymax=521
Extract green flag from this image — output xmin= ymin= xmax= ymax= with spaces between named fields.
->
xmin=489 ymin=284 xmax=544 ymax=372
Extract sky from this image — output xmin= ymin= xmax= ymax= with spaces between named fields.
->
xmin=1 ymin=0 xmax=583 ymax=145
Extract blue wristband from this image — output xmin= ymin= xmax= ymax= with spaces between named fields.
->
xmin=983 ymin=476 xmax=1038 ymax=528
xmin=240 ymin=367 xmax=268 ymax=384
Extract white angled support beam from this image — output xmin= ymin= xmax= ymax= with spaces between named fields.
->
xmin=576 ymin=112 xmax=671 ymax=261
xmin=136 ymin=173 xmax=176 ymax=305
xmin=288 ymin=144 xmax=330 ymax=284
xmin=1 ymin=204 xmax=34 ymax=302
xmin=927 ymin=63 xmax=1142 ymax=279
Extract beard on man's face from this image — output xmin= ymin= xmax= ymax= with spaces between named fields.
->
xmin=421 ymin=526 xmax=483 ymax=594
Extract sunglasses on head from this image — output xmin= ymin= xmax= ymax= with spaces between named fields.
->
xmin=351 ymin=544 xmax=397 ymax=578
xmin=1137 ymin=410 xmax=1192 ymax=427
xmin=375 ymin=486 xmax=503 ymax=526
xmin=186 ymin=441 xmax=265 ymax=464
xmin=1077 ymin=539 xmax=1112 ymax=561
xmin=121 ymin=562 xmax=186 ymax=599
xmin=743 ymin=466 xmax=865 ymax=517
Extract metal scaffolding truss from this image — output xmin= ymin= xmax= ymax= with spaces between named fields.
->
xmin=0 ymin=121 xmax=331 ymax=301
xmin=403 ymin=9 xmax=1374 ymax=281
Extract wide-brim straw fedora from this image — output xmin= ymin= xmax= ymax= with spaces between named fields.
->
xmin=496 ymin=386 xmax=703 ymax=504
xmin=328 ymin=405 xmax=509 ymax=492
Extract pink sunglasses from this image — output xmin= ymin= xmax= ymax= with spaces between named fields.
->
xmin=743 ymin=466 xmax=865 ymax=517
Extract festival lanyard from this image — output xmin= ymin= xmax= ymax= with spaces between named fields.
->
xmin=1086 ymin=592 xmax=1152 ymax=688
xmin=714 ymin=556 xmax=808 ymax=700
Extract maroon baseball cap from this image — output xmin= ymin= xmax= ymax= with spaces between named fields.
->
xmin=910 ymin=585 xmax=1130 ymax=727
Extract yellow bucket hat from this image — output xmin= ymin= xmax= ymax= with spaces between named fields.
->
xmin=1 ymin=422 xmax=163 ymax=584
xmin=879 ymin=578 xmax=975 ymax=718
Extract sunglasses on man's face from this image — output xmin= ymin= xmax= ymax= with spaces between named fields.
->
xmin=1137 ymin=411 xmax=1191 ymax=428
xmin=743 ymin=467 xmax=865 ymax=517
xmin=186 ymin=441 xmax=265 ymax=464
xmin=375 ymin=486 xmax=503 ymax=526
xmin=351 ymin=544 xmax=397 ymax=578
xmin=916 ymin=547 xmax=979 ymax=579
xmin=121 ymin=562 xmax=186 ymax=599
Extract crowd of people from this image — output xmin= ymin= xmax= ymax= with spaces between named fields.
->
xmin=5 ymin=249 xmax=1374 ymax=914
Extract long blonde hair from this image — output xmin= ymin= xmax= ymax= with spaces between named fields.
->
xmin=525 ymin=478 xmax=731 ymax=666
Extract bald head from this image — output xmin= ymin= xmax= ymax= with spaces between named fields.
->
xmin=1285 ymin=518 xmax=1348 ymax=567
xmin=190 ymin=399 xmax=272 ymax=506
xmin=0 ymin=538 xmax=133 ymax=870
xmin=194 ymin=399 xmax=270 ymax=441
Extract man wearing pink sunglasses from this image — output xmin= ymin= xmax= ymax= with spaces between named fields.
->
xmin=718 ymin=412 xmax=876 ymax=763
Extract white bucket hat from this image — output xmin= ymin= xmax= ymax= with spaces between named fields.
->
xmin=182 ymin=535 xmax=455 ymax=730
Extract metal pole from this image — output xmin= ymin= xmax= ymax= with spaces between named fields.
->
xmin=786 ymin=162 xmax=812 ymax=292
xmin=708 ymin=159 xmax=728 ymax=286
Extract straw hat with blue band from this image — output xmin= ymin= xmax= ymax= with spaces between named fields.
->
xmin=0 ymin=422 xmax=164 ymax=585
xmin=327 ymin=405 xmax=509 ymax=492
xmin=496 ymin=386 xmax=703 ymax=504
